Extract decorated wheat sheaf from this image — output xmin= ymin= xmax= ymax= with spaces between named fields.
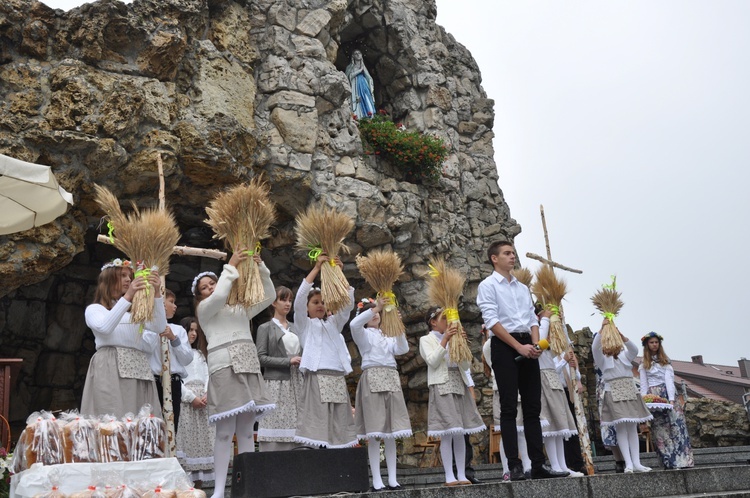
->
xmin=591 ymin=276 xmax=625 ymax=358
xmin=205 ymin=179 xmax=277 ymax=308
xmin=356 ymin=250 xmax=405 ymax=337
xmin=425 ymin=256 xmax=472 ymax=364
xmin=295 ymin=204 xmax=354 ymax=315
xmin=531 ymin=265 xmax=569 ymax=356
xmin=511 ymin=267 xmax=534 ymax=288
xmin=93 ymin=185 xmax=180 ymax=325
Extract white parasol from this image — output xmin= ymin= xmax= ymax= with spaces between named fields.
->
xmin=0 ymin=153 xmax=74 ymax=235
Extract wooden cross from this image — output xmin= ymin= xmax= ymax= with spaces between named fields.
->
xmin=526 ymin=204 xmax=594 ymax=476
xmin=96 ymin=153 xmax=227 ymax=457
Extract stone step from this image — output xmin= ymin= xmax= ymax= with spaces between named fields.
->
xmin=201 ymin=445 xmax=750 ymax=496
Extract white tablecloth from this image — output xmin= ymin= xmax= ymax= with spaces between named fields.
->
xmin=11 ymin=458 xmax=186 ymax=497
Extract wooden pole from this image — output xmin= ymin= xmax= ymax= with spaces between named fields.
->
xmin=536 ymin=205 xmax=594 ymax=475
xmin=156 ymin=153 xmax=176 ymax=458
xmin=97 ymin=235 xmax=227 ymax=260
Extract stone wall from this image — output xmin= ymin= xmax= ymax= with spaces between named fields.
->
xmin=685 ymin=398 xmax=750 ymax=448
xmin=0 ymin=0 xmax=518 ymax=464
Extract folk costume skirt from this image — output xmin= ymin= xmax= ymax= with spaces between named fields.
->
xmin=176 ymin=381 xmax=215 ymax=482
xmin=600 ymin=377 xmax=653 ymax=427
xmin=539 ymin=368 xmax=578 ymax=439
xmin=294 ymin=370 xmax=358 ymax=448
xmin=647 ymin=384 xmax=694 ymax=469
xmin=354 ymin=366 xmax=412 ymax=440
xmin=257 ymin=366 xmax=304 ymax=446
xmin=207 ymin=366 xmax=276 ymax=424
xmin=81 ymin=347 xmax=162 ymax=419
xmin=427 ymin=369 xmax=485 ymax=438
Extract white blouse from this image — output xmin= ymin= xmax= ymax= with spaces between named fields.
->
xmin=639 ymin=361 xmax=676 ymax=401
xmin=592 ymin=333 xmax=638 ymax=391
xmin=272 ymin=318 xmax=301 ymax=356
xmin=350 ymin=308 xmax=409 ymax=369
xmin=84 ymin=296 xmax=166 ymax=353
xmin=181 ymin=349 xmax=210 ymax=403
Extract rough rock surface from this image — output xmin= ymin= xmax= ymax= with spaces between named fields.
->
xmin=0 ymin=0 xmax=522 ymax=462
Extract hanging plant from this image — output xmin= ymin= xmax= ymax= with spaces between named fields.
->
xmin=356 ymin=110 xmax=448 ymax=183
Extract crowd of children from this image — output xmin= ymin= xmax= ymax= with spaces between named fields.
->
xmin=81 ymin=241 xmax=692 ymax=494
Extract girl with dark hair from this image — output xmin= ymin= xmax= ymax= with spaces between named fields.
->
xmin=176 ymin=316 xmax=215 ymax=487
xmin=419 ymin=307 xmax=485 ymax=486
xmin=293 ymin=254 xmax=357 ymax=449
xmin=193 ymin=250 xmax=276 ymax=498
xmin=351 ymin=297 xmax=411 ymax=491
xmin=82 ymin=259 xmax=165 ymax=418
xmin=639 ymin=332 xmax=694 ymax=469
xmin=256 ymin=286 xmax=304 ymax=451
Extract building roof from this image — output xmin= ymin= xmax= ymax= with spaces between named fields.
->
xmin=635 ymin=356 xmax=750 ymax=404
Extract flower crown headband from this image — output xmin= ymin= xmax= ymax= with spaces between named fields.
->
xmin=101 ymin=258 xmax=132 ymax=272
xmin=640 ymin=331 xmax=664 ymax=346
xmin=355 ymin=298 xmax=376 ymax=316
xmin=192 ymin=271 xmax=218 ymax=296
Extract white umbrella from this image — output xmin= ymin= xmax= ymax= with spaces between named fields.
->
xmin=0 ymin=153 xmax=74 ymax=235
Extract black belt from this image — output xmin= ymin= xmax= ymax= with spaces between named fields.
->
xmin=509 ymin=332 xmax=531 ymax=338
xmin=155 ymin=374 xmax=182 ymax=382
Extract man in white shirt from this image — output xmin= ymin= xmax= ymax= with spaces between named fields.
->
xmin=476 ymin=241 xmax=567 ymax=480
xmin=150 ymin=289 xmax=194 ymax=430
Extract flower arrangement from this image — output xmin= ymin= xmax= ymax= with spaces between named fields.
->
xmin=355 ymin=110 xmax=448 ymax=183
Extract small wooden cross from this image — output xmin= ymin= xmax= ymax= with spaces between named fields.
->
xmin=526 ymin=204 xmax=593 ymax=475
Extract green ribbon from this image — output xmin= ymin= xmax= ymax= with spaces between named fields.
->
xmin=245 ymin=242 xmax=262 ymax=256
xmin=602 ymin=275 xmax=617 ymax=291
xmin=134 ymin=267 xmax=152 ymax=297
xmin=546 ymin=304 xmax=561 ymax=316
xmin=107 ymin=221 xmax=115 ymax=243
xmin=602 ymin=312 xmax=616 ymax=324
xmin=307 ymin=245 xmax=323 ymax=263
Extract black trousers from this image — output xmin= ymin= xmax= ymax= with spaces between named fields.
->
xmin=490 ymin=335 xmax=546 ymax=469
xmin=155 ymin=375 xmax=182 ymax=431
xmin=563 ymin=387 xmax=585 ymax=471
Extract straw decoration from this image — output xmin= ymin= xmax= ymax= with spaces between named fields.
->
xmin=591 ymin=275 xmax=625 ymax=358
xmin=511 ymin=267 xmax=534 ymax=288
xmin=295 ymin=203 xmax=354 ymax=315
xmin=531 ymin=265 xmax=569 ymax=356
xmin=425 ymin=256 xmax=472 ymax=364
xmin=205 ymin=179 xmax=276 ymax=308
xmin=93 ymin=185 xmax=180 ymax=326
xmin=356 ymin=249 xmax=405 ymax=337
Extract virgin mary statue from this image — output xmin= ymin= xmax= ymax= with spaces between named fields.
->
xmin=345 ymin=50 xmax=376 ymax=119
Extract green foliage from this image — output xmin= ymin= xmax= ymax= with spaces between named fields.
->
xmin=356 ymin=110 xmax=448 ymax=183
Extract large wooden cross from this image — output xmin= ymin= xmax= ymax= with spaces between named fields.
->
xmin=97 ymin=153 xmax=227 ymax=456
xmin=526 ymin=204 xmax=594 ymax=475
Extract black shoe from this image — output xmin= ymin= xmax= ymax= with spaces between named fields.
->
xmin=509 ymin=464 xmax=527 ymax=481
xmin=524 ymin=470 xmax=531 ymax=480
xmin=466 ymin=476 xmax=482 ymax=485
xmin=531 ymin=465 xmax=569 ymax=479
xmin=385 ymin=485 xmax=402 ymax=490
xmin=614 ymin=461 xmax=626 ymax=474
xmin=370 ymin=486 xmax=386 ymax=492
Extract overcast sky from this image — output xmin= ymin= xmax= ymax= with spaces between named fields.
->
xmin=42 ymin=0 xmax=749 ymax=366
xmin=435 ymin=1 xmax=750 ymax=367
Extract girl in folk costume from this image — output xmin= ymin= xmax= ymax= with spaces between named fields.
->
xmin=256 ymin=286 xmax=304 ymax=452
xmin=293 ymin=254 xmax=358 ymax=448
xmin=537 ymin=310 xmax=580 ymax=477
xmin=82 ymin=259 xmax=166 ymax=418
xmin=481 ymin=327 xmax=534 ymax=481
xmin=592 ymin=319 xmax=653 ymax=473
xmin=593 ymin=346 xmax=626 ymax=473
xmin=176 ymin=316 xmax=215 ymax=487
xmin=193 ymin=251 xmax=277 ymax=498
xmin=351 ymin=297 xmax=411 ymax=491
xmin=419 ymin=307 xmax=485 ymax=486
xmin=639 ymin=332 xmax=694 ymax=469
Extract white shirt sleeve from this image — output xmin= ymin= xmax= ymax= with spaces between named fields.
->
xmin=294 ymin=279 xmax=313 ymax=347
xmin=639 ymin=364 xmax=648 ymax=397
xmin=476 ymin=282 xmax=500 ymax=331
xmin=85 ymin=298 xmax=131 ymax=335
xmin=243 ymin=263 xmax=276 ymax=320
xmin=665 ymin=365 xmax=676 ymax=401
xmin=171 ymin=325 xmax=194 ymax=367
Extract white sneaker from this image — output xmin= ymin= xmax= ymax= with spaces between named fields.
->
xmin=566 ymin=470 xmax=585 ymax=477
xmin=623 ymin=467 xmax=634 ymax=474
xmin=633 ymin=465 xmax=652 ymax=473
